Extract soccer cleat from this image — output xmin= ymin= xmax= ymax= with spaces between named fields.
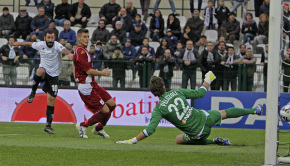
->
xmin=44 ymin=127 xmax=55 ymax=134
xmin=255 ymin=104 xmax=264 ymax=115
xmin=76 ymin=123 xmax=88 ymax=138
xmin=92 ymin=128 xmax=110 ymax=139
xmin=27 ymin=92 xmax=35 ymax=103
xmin=214 ymin=137 xmax=231 ymax=145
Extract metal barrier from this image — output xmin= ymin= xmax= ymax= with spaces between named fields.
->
xmin=0 ymin=0 xmax=15 ymax=12
xmin=16 ymin=0 xmax=249 ymax=17
xmin=0 ymin=59 xmax=278 ymax=92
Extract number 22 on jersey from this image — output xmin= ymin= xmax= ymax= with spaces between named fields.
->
xmin=168 ymin=97 xmax=190 ymax=121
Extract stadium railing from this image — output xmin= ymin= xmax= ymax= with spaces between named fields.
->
xmin=0 ymin=59 xmax=275 ymax=92
xmin=15 ymin=0 xmax=249 ymax=18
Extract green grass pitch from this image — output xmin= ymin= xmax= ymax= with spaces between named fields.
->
xmin=0 ymin=122 xmax=275 ymax=166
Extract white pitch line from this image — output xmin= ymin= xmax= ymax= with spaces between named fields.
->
xmin=0 ymin=134 xmax=19 ymax=136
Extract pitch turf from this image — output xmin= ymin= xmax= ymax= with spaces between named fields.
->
xmin=0 ymin=122 xmax=271 ymax=166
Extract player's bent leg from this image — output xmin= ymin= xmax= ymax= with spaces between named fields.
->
xmin=106 ymin=98 xmax=116 ymax=112
xmin=92 ymin=104 xmax=111 ymax=139
xmin=27 ymin=68 xmax=46 ymax=103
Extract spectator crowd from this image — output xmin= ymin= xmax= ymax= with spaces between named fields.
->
xmin=0 ymin=0 xmax=289 ymax=92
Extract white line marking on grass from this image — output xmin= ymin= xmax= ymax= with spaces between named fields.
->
xmin=0 ymin=134 xmax=19 ymax=136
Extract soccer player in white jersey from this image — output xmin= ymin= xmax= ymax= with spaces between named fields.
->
xmin=14 ymin=29 xmax=74 ymax=134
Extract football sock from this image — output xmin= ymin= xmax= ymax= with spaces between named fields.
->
xmin=225 ymin=107 xmax=256 ymax=119
xmin=101 ymin=112 xmax=112 ymax=127
xmin=32 ymin=75 xmax=42 ymax=93
xmin=81 ymin=112 xmax=104 ymax=127
xmin=95 ymin=122 xmax=104 ymax=131
xmin=46 ymin=106 xmax=54 ymax=128
xmin=205 ymin=139 xmax=216 ymax=144
xmin=108 ymin=105 xmax=116 ymax=112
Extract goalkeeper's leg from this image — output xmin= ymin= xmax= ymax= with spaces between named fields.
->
xmin=221 ymin=104 xmax=264 ymax=120
xmin=176 ymin=134 xmax=230 ymax=145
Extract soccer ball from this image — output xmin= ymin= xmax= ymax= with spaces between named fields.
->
xmin=280 ymin=105 xmax=290 ymax=122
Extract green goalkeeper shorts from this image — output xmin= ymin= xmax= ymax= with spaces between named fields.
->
xmin=182 ymin=110 xmax=222 ymax=144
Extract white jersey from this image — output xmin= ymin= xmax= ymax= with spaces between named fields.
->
xmin=32 ymin=41 xmax=65 ymax=77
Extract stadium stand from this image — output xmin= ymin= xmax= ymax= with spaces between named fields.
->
xmin=204 ymin=30 xmax=218 ymax=43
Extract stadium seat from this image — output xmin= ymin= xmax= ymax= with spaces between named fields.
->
xmin=26 ymin=6 xmax=38 ymax=15
xmin=29 ymin=12 xmax=36 ymax=18
xmin=0 ymin=38 xmax=7 ymax=46
xmin=253 ymin=17 xmax=259 ymax=25
xmin=56 ymin=26 xmax=63 ymax=33
xmin=163 ymin=15 xmax=168 ymax=29
xmin=17 ymin=39 xmax=24 ymax=42
xmin=16 ymin=64 xmax=30 ymax=84
xmin=235 ymin=17 xmax=243 ymax=29
xmin=204 ymin=30 xmax=218 ymax=43
xmin=149 ymin=41 xmax=160 ymax=52
xmin=177 ymin=16 xmax=186 ymax=30
xmin=87 ymin=14 xmax=99 ymax=27
xmin=257 ymin=44 xmax=265 ymax=52
xmin=0 ymin=64 xmax=3 ymax=80
xmin=11 ymin=12 xmax=18 ymax=21
xmin=226 ymin=43 xmax=234 ymax=47
xmin=107 ymin=27 xmax=113 ymax=33
xmin=70 ymin=26 xmax=80 ymax=34
xmin=146 ymin=16 xmax=152 ymax=28
xmin=86 ymin=27 xmax=96 ymax=39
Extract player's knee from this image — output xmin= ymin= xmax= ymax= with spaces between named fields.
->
xmin=101 ymin=104 xmax=110 ymax=113
xmin=176 ymin=134 xmax=185 ymax=144
xmin=36 ymin=68 xmax=45 ymax=76
xmin=47 ymin=95 xmax=55 ymax=103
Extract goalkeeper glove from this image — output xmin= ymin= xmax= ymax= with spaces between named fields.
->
xmin=204 ymin=71 xmax=216 ymax=84
xmin=116 ymin=137 xmax=138 ymax=144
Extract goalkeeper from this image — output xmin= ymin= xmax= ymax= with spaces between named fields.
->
xmin=116 ymin=71 xmax=264 ymax=145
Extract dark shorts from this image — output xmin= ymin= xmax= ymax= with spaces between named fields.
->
xmin=42 ymin=73 xmax=59 ymax=97
xmin=78 ymin=82 xmax=112 ymax=113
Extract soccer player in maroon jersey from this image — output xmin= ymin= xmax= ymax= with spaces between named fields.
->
xmin=73 ymin=28 xmax=116 ymax=138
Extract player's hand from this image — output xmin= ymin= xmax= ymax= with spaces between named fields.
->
xmin=204 ymin=71 xmax=216 ymax=84
xmin=68 ymin=53 xmax=73 ymax=60
xmin=102 ymin=67 xmax=111 ymax=76
xmin=13 ymin=41 xmax=20 ymax=47
xmin=116 ymin=137 xmax=137 ymax=144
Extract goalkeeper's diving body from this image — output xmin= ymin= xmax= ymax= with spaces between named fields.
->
xmin=116 ymin=71 xmax=264 ymax=145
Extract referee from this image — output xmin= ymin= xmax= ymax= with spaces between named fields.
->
xmin=14 ymin=29 xmax=73 ymax=134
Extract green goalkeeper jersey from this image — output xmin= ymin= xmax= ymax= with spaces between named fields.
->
xmin=142 ymin=86 xmax=208 ymax=138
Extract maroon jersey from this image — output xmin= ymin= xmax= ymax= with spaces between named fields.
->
xmin=73 ymin=46 xmax=96 ymax=84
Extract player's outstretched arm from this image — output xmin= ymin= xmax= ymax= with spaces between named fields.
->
xmin=61 ymin=49 xmax=74 ymax=59
xmin=86 ymin=67 xmax=111 ymax=76
xmin=14 ymin=41 xmax=33 ymax=47
xmin=178 ymin=71 xmax=216 ymax=100
xmin=202 ymin=71 xmax=216 ymax=89
xmin=116 ymin=132 xmax=146 ymax=144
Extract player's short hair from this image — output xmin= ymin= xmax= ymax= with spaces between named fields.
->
xmin=150 ymin=76 xmax=165 ymax=97
xmin=44 ymin=29 xmax=55 ymax=37
xmin=90 ymin=45 xmax=95 ymax=48
xmin=77 ymin=28 xmax=89 ymax=37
